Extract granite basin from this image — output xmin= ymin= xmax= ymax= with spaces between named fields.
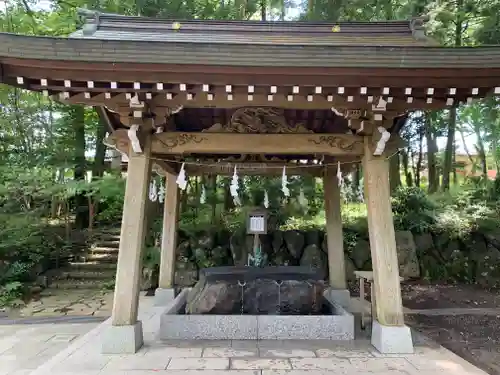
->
xmin=159 ymin=288 xmax=355 ymax=340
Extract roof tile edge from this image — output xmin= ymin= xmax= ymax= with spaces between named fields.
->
xmin=410 ymin=15 xmax=434 ymax=43
xmin=77 ymin=8 xmax=101 ymax=36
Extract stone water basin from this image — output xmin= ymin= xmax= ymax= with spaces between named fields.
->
xmin=159 ymin=266 xmax=354 ymax=340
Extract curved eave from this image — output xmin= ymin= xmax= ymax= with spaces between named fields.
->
xmin=1 ymin=33 xmax=500 ymax=68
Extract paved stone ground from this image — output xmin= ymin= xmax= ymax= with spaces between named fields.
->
xmin=0 ymin=289 xmax=496 ymax=375
xmin=0 ymin=322 xmax=99 ymax=375
xmin=9 ymin=289 xmax=114 ymax=318
xmin=23 ymin=296 xmax=488 ymax=375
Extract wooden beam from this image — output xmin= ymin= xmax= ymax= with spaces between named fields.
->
xmin=104 ymin=131 xmax=177 ymax=176
xmin=154 ymin=160 xmax=179 ymax=175
xmin=33 ymin=83 xmax=453 ymax=112
xmin=107 ymin=128 xmax=404 ymax=162
xmin=150 ymin=132 xmax=366 ymax=156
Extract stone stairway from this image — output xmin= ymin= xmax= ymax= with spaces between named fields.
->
xmin=49 ymin=228 xmax=120 ymax=290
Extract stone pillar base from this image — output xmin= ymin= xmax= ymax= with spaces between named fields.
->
xmin=102 ymin=321 xmax=143 ymax=354
xmin=325 ymin=288 xmax=351 ymax=308
xmin=371 ymin=320 xmax=413 ymax=354
xmin=154 ymin=288 xmax=176 ymax=306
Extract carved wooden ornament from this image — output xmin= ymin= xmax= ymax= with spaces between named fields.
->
xmin=203 ymin=107 xmax=312 ymax=133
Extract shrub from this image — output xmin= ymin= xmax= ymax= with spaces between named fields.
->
xmin=391 ymin=187 xmax=436 ymax=233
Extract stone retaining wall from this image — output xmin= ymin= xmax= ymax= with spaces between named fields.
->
xmin=168 ymin=227 xmax=500 ymax=288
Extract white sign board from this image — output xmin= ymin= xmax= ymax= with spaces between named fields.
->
xmin=249 ymin=216 xmax=265 ymax=233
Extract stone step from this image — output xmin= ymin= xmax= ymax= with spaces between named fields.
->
xmin=90 ymin=246 xmax=119 ymax=254
xmin=81 ymin=253 xmax=118 ymax=263
xmin=48 ymin=279 xmax=108 ymax=290
xmin=94 ymin=227 xmax=121 ymax=234
xmin=91 ymin=240 xmax=120 ymax=249
xmin=88 ymin=231 xmax=121 ymax=242
xmin=68 ymin=262 xmax=117 ymax=271
xmin=59 ymin=269 xmax=116 ymax=280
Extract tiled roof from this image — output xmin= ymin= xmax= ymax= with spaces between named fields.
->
xmin=69 ymin=9 xmax=435 ymax=47
xmin=2 ymin=32 xmax=500 ymax=68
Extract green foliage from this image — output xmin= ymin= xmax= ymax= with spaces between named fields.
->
xmin=391 ymin=187 xmax=437 ymax=233
xmin=143 ymin=246 xmax=161 ymax=269
xmin=0 ymin=281 xmax=24 ymax=307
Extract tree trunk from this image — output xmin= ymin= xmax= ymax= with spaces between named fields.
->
xmin=453 ymin=150 xmax=458 ymax=185
xmin=425 ymin=113 xmax=439 ymax=193
xmin=307 ymin=0 xmax=314 ymax=20
xmin=92 ymin=114 xmax=108 ymax=178
xmin=352 ymin=164 xmax=361 ymax=189
xmin=72 ymin=106 xmax=88 ymax=229
xmin=472 ymin=127 xmax=488 ymax=179
xmin=401 ymin=150 xmax=412 ymax=187
xmin=442 ymin=107 xmax=456 ymax=191
xmin=260 ymin=0 xmax=266 ymax=20
xmin=389 ymin=153 xmax=401 ymax=192
xmin=442 ymin=1 xmax=463 ymax=190
xmin=210 ymin=175 xmax=217 ymax=225
xmin=223 ymin=177 xmax=234 ymax=211
xmin=415 ymin=129 xmax=424 ymax=187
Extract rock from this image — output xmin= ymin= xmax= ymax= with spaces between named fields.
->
xmin=196 ymin=232 xmax=215 ymax=250
xmin=483 ymin=230 xmax=500 ymax=250
xmin=216 ymin=230 xmax=231 ymax=247
xmin=270 ymin=246 xmax=295 ymax=266
xmin=185 ymin=266 xmax=325 ymax=315
xmin=434 ymin=233 xmax=451 ymax=258
xmin=300 ymin=244 xmax=328 ymax=279
xmin=345 ymin=255 xmax=357 ymax=281
xmin=413 ymin=233 xmax=434 ymax=254
xmin=271 ymin=231 xmax=284 ymax=253
xmin=395 ymin=231 xmax=420 ymax=279
xmin=175 ymin=260 xmax=198 ymax=287
xmin=442 ymin=240 xmax=461 ymax=261
xmin=211 ymin=246 xmax=231 ymax=266
xmin=321 ymin=235 xmax=327 ymax=254
xmin=30 ymin=285 xmax=43 ymax=294
xmin=193 ymin=247 xmax=212 ymax=268
xmin=35 ymin=275 xmax=50 ymax=288
xmin=186 ymin=279 xmax=241 ymax=314
xmin=260 ymin=234 xmax=273 ymax=259
xmin=351 ymin=239 xmax=371 ymax=269
xmin=141 ymin=266 xmax=158 ymax=290
xmin=446 ymin=247 xmax=473 ymax=282
xmin=475 ymin=245 xmax=500 ymax=287
xmin=463 ymin=233 xmax=488 ymax=257
xmin=305 ymin=230 xmax=321 ymax=246
xmin=267 ymin=214 xmax=279 ymax=231
xmin=229 ymin=232 xmax=252 ymax=266
xmin=284 ymin=230 xmax=305 ymax=259
xmin=176 ymin=241 xmax=191 ymax=258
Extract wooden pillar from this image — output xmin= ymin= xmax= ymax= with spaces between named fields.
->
xmin=323 ymin=166 xmax=347 ymax=290
xmin=111 ymin=137 xmax=152 ymax=326
xmin=158 ymin=172 xmax=180 ymax=289
xmin=362 ymin=141 xmax=404 ymax=327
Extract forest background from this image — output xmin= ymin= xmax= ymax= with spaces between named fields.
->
xmin=1 ymin=0 xmax=500 ymax=305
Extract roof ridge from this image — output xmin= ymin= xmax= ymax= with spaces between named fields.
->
xmin=76 ymin=8 xmax=413 ymax=26
xmin=74 ymin=8 xmax=435 ymax=45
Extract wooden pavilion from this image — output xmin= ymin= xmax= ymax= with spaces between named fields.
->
xmin=1 ymin=9 xmax=500 ymax=354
